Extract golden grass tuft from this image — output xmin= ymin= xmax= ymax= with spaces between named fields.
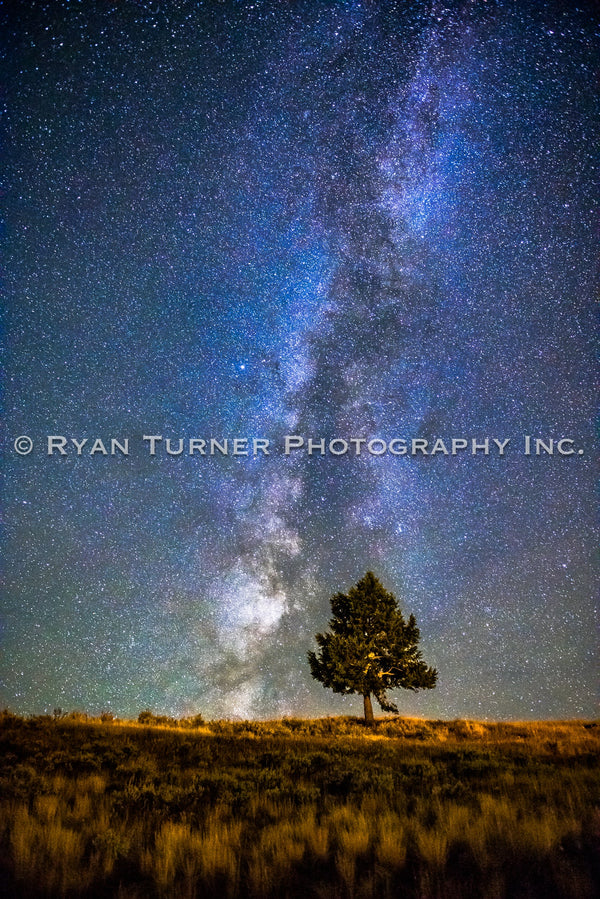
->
xmin=10 ymin=801 xmax=88 ymax=894
xmin=248 ymin=821 xmax=306 ymax=897
xmin=142 ymin=816 xmax=241 ymax=896
xmin=375 ymin=811 xmax=407 ymax=869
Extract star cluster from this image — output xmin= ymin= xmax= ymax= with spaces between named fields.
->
xmin=3 ymin=0 xmax=598 ymax=720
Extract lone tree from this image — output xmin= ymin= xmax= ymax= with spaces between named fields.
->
xmin=308 ymin=571 xmax=437 ymax=723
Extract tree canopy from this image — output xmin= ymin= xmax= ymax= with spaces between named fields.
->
xmin=308 ymin=571 xmax=437 ymax=722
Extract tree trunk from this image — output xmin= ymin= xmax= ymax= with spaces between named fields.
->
xmin=363 ymin=693 xmax=374 ymax=725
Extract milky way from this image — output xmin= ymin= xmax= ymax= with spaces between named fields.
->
xmin=3 ymin=0 xmax=598 ymax=720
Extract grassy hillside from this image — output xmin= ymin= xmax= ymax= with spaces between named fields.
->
xmin=0 ymin=711 xmax=598 ymax=897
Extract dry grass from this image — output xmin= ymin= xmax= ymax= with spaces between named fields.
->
xmin=9 ymin=801 xmax=88 ymax=894
xmin=0 ymin=711 xmax=598 ymax=898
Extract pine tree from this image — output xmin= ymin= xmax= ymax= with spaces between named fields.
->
xmin=307 ymin=571 xmax=437 ymax=723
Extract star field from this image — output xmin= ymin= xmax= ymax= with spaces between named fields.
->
xmin=2 ymin=0 xmax=598 ymax=721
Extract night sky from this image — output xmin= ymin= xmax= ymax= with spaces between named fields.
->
xmin=3 ymin=0 xmax=598 ymax=721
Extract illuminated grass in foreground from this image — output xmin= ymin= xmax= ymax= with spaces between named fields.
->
xmin=0 ymin=712 xmax=598 ymax=897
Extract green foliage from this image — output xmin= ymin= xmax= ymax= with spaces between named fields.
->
xmin=308 ymin=571 xmax=437 ymax=715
